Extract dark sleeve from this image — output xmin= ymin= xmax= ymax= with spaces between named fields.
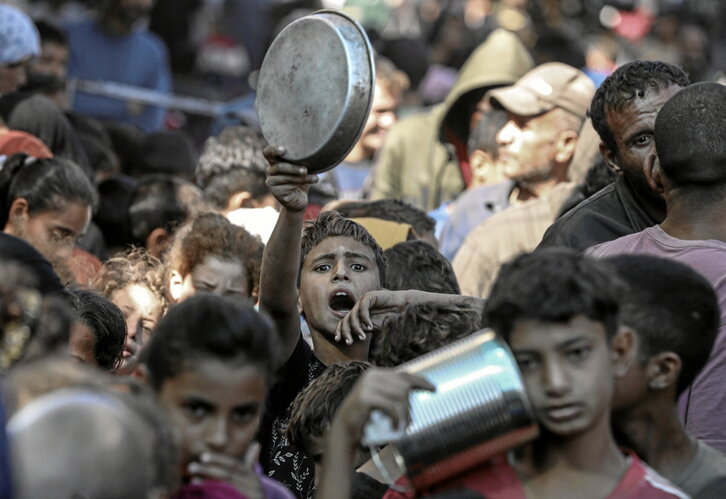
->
xmin=258 ymin=335 xmax=313 ymax=465
xmin=351 ymin=472 xmax=389 ymax=499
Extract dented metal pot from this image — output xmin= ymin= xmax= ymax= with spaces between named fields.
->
xmin=256 ymin=10 xmax=375 ymax=173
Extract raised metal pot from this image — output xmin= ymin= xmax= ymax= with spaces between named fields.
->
xmin=256 ymin=10 xmax=375 ymax=173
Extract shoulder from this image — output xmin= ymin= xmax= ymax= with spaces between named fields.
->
xmin=132 ymin=30 xmax=168 ymax=57
xmin=539 ymin=183 xmax=626 ymax=251
xmin=615 ymin=454 xmax=689 ymax=498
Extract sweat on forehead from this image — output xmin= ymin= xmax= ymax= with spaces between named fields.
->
xmin=299 ymin=211 xmax=386 ymax=287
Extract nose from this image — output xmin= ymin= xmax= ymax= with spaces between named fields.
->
xmin=378 ymin=111 xmax=396 ymax=130
xmin=204 ymin=416 xmax=228 ymax=452
xmin=541 ymin=359 xmax=572 ymax=397
xmin=496 ymin=120 xmax=517 ymax=147
xmin=331 ymin=262 xmax=350 ymax=282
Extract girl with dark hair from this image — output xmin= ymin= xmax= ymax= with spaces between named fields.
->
xmin=142 ymin=293 xmax=292 ymax=499
xmin=0 ymin=153 xmax=97 ymax=276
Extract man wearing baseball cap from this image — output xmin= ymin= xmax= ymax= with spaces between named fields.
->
xmin=489 ymin=62 xmax=594 ymax=201
xmin=0 ymin=5 xmax=40 ymax=96
xmin=440 ymin=62 xmax=594 ymax=262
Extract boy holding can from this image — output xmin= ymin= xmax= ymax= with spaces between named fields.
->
xmin=317 ymin=249 xmax=686 ymax=498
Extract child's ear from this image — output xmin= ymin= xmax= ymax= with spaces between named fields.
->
xmin=145 ymin=228 xmax=171 ymax=259
xmin=7 ymin=197 xmax=30 ymax=224
xmin=611 ymin=326 xmax=636 ymax=378
xmin=646 ymin=352 xmax=681 ymax=391
xmin=297 ymin=293 xmax=304 ymax=316
xmin=227 ymin=190 xmax=254 ymax=211
xmin=168 ymin=270 xmax=184 ymax=303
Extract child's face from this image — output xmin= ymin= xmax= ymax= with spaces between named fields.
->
xmin=509 ymin=315 xmax=615 ymax=438
xmin=112 ymin=284 xmax=164 ymax=372
xmin=170 ymin=255 xmax=249 ymax=304
xmin=299 ymin=236 xmax=381 ymax=339
xmin=158 ymin=357 xmax=267 ymax=481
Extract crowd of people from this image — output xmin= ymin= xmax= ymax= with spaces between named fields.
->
xmin=0 ymin=0 xmax=725 ymax=498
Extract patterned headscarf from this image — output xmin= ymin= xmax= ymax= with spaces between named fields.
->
xmin=0 ymin=5 xmax=40 ymax=66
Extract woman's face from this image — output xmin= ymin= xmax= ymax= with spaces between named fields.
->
xmin=169 ymin=255 xmax=249 ymax=304
xmin=157 ymin=359 xmax=267 ymax=482
xmin=9 ymin=200 xmax=91 ymax=264
xmin=111 ymin=284 xmax=164 ymax=374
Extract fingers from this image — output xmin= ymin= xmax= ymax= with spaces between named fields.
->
xmin=242 ymin=442 xmax=261 ymax=469
xmin=263 ymin=145 xmax=286 ymax=162
xmin=265 ymin=173 xmax=318 ymax=186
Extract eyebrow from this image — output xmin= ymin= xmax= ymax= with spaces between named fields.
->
xmin=311 ymin=251 xmax=373 ymax=264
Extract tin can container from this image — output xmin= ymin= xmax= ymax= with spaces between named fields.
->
xmin=363 ymin=330 xmax=538 ymax=489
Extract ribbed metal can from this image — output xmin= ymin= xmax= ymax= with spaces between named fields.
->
xmin=362 ymin=329 xmax=538 ymax=489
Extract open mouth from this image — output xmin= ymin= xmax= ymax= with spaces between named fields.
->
xmin=329 ymin=290 xmax=355 ymax=318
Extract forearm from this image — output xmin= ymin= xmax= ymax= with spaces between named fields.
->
xmin=315 ymin=423 xmax=357 ymax=499
xmin=402 ymin=289 xmax=486 ymax=316
xmin=259 ymin=207 xmax=305 ymax=356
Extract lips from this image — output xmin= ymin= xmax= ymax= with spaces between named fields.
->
xmin=543 ymin=404 xmax=583 ymax=422
xmin=328 ymin=288 xmax=356 ymax=319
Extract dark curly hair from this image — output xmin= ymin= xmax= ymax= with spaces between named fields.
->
xmin=588 ymin=60 xmax=689 ymax=156
xmin=332 ymin=199 xmax=435 ymax=239
xmin=195 ymin=126 xmax=270 ymax=210
xmin=94 ymin=247 xmax=168 ymax=316
xmin=287 ymin=361 xmax=370 ymax=455
xmin=166 ymin=213 xmax=264 ymax=298
xmin=383 ymin=240 xmax=460 ymax=294
xmin=370 ymin=302 xmax=482 ymax=367
xmin=300 ymin=210 xmax=386 ymax=287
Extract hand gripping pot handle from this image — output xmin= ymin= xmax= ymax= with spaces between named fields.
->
xmin=362 ymin=329 xmax=539 ymax=490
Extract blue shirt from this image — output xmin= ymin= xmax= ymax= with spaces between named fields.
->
xmin=66 ymin=20 xmax=171 ymax=132
xmin=439 ymin=180 xmax=514 ymax=261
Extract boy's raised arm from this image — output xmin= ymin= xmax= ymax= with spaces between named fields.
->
xmin=259 ymin=146 xmax=319 ymax=364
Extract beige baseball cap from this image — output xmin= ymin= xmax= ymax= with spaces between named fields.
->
xmin=487 ymin=62 xmax=595 ymax=119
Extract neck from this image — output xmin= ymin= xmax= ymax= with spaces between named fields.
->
xmin=514 ymin=177 xmax=561 ymax=203
xmin=612 ymin=400 xmax=696 ymax=478
xmin=344 ymin=144 xmax=372 ymax=164
xmin=660 ymin=191 xmax=726 ymax=242
xmin=310 ymin=330 xmax=369 ymax=366
xmin=102 ymin=16 xmax=130 ymax=36
xmin=527 ymin=415 xmax=624 ymax=477
xmin=623 ymin=176 xmax=667 ymax=223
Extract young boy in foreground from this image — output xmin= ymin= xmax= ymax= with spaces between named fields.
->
xmin=317 ymin=249 xmax=687 ymax=498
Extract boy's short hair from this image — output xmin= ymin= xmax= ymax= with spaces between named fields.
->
xmin=300 ymin=211 xmax=386 ymax=287
xmin=144 ymin=294 xmax=279 ymax=391
xmin=383 ymin=240 xmax=460 ymax=294
xmin=486 ymin=249 xmax=624 ymax=341
xmin=654 ymin=82 xmax=726 ymax=188
xmin=128 ymin=174 xmax=205 ymax=246
xmin=195 ymin=126 xmax=270 ymax=210
xmin=370 ymin=302 xmax=482 ymax=367
xmin=68 ymin=289 xmax=126 ymax=371
xmin=287 ymin=361 xmax=370 ymax=455
xmin=606 ymin=254 xmax=720 ymax=395
xmin=166 ymin=213 xmax=264 ymax=296
xmin=332 ymin=199 xmax=435 ymax=240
